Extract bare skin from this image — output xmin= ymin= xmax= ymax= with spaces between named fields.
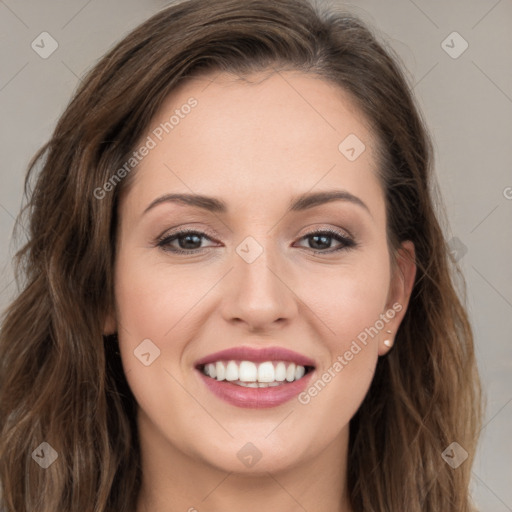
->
xmin=105 ymin=69 xmax=416 ymax=512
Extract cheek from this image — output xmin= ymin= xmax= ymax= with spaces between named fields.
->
xmin=114 ymin=252 xmax=208 ymax=343
xmin=112 ymin=255 xmax=206 ymax=440
xmin=112 ymin=252 xmax=223 ymax=411
xmin=300 ymin=254 xmax=391 ymax=345
xmin=111 ymin=252 xmax=185 ymax=396
xmin=293 ymin=254 xmax=390 ymax=428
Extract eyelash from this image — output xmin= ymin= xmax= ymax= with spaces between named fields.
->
xmin=155 ymin=228 xmax=357 ymax=255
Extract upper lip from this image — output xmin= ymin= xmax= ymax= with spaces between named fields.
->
xmin=195 ymin=346 xmax=316 ymax=368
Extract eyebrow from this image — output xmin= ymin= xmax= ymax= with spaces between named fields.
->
xmin=143 ymin=189 xmax=372 ymax=217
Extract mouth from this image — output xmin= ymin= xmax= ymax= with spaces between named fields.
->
xmin=197 ymin=360 xmax=315 ymax=387
xmin=194 ymin=346 xmax=316 ymax=408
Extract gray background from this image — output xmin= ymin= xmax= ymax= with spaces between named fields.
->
xmin=0 ymin=0 xmax=511 ymax=509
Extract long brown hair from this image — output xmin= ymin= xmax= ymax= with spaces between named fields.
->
xmin=0 ymin=0 xmax=482 ymax=510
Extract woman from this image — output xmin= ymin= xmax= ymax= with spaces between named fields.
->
xmin=0 ymin=0 xmax=482 ymax=510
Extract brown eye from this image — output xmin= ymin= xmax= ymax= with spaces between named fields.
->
xmin=156 ymin=230 xmax=218 ymax=254
xmin=295 ymin=229 xmax=356 ymax=253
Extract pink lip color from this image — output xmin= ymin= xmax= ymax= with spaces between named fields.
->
xmin=194 ymin=346 xmax=316 ymax=408
xmin=194 ymin=346 xmax=316 ymax=368
xmin=197 ymin=369 xmax=315 ymax=408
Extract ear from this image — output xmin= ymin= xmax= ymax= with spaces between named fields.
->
xmin=378 ymin=240 xmax=416 ymax=356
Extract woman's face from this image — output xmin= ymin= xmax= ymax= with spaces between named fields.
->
xmin=109 ymin=70 xmax=415 ymax=475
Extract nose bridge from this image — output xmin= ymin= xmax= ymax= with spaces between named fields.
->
xmin=221 ymin=232 xmax=297 ymax=328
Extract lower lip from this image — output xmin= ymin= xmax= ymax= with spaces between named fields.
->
xmin=197 ymin=369 xmax=315 ymax=409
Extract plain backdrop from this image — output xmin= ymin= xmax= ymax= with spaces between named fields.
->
xmin=0 ymin=0 xmax=511 ymax=510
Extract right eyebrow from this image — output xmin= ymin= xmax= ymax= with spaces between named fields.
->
xmin=143 ymin=193 xmax=227 ymax=216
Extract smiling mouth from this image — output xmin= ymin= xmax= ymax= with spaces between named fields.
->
xmin=196 ymin=360 xmax=315 ymax=387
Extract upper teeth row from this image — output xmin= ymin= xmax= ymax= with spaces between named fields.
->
xmin=202 ymin=360 xmax=307 ymax=383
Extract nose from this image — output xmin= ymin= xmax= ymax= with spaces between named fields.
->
xmin=220 ymin=241 xmax=299 ymax=333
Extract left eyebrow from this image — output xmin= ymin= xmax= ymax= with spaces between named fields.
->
xmin=142 ymin=189 xmax=372 ymax=218
xmin=288 ymin=190 xmax=372 ymax=218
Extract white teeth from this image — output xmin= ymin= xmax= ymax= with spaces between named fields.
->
xmin=200 ymin=360 xmax=310 ymax=385
xmin=206 ymin=363 xmax=216 ymax=379
xmin=295 ymin=365 xmax=305 ymax=380
xmin=225 ymin=361 xmax=238 ymax=381
xmin=237 ymin=381 xmax=282 ymax=388
xmin=275 ymin=362 xmax=287 ymax=381
xmin=258 ymin=361 xmax=275 ymax=382
xmin=286 ymin=363 xmax=296 ymax=382
xmin=215 ymin=361 xmax=226 ymax=381
xmin=237 ymin=381 xmax=259 ymax=388
xmin=239 ymin=361 xmax=258 ymax=382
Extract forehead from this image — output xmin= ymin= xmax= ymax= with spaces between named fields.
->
xmin=122 ymin=70 xmax=383 ymax=217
